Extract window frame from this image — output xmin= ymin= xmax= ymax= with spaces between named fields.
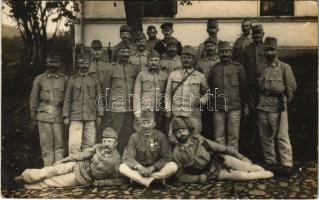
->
xmin=260 ymin=0 xmax=294 ymax=16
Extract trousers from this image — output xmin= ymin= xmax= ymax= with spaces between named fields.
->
xmin=69 ymin=121 xmax=96 ymax=155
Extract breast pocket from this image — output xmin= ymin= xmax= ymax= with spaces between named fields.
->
xmin=73 ymin=85 xmax=82 ymax=100
xmin=87 ymin=81 xmax=96 ymax=99
xmin=189 ymin=80 xmax=201 ymax=94
xmin=55 ymin=86 xmax=65 ymax=102
xmin=136 ymin=146 xmax=147 ymax=162
xmin=157 ymin=78 xmax=167 ymax=93
xmin=112 ymin=75 xmax=124 ymax=89
xmin=267 ymin=76 xmax=285 ymax=92
xmin=40 ymin=87 xmax=52 ymax=101
xmin=229 ymin=73 xmax=239 ymax=87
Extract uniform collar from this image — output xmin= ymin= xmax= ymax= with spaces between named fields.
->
xmin=266 ymin=59 xmax=279 ymax=68
xmin=204 ymin=54 xmax=218 ymax=61
xmin=182 ymin=68 xmax=194 ymax=74
xmin=79 ymin=72 xmax=88 ymax=77
xmin=46 ymin=71 xmax=59 ymax=78
xmin=149 ymin=68 xmax=160 ymax=74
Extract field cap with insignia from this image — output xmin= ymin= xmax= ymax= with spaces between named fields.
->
xmin=118 ymin=42 xmax=131 ymax=50
xmin=172 ymin=117 xmax=188 ymax=132
xmin=147 ymin=50 xmax=160 ymax=59
xmin=182 ymin=45 xmax=196 ymax=57
xmin=47 ymin=51 xmax=61 ymax=59
xmin=77 ymin=52 xmax=91 ymax=61
xmin=102 ymin=127 xmax=118 ymax=140
xmin=264 ymin=37 xmax=278 ymax=48
xmin=120 ymin=25 xmax=132 ymax=33
xmin=166 ymin=37 xmax=179 ymax=46
xmin=160 ymin=22 xmax=173 ymax=30
xmin=207 ymin=18 xmax=218 ymax=28
xmin=204 ymin=37 xmax=218 ymax=45
xmin=139 ymin=110 xmax=155 ymax=121
xmin=91 ymin=40 xmax=102 ymax=49
xmin=218 ymin=41 xmax=232 ymax=50
xmin=252 ymin=24 xmax=264 ymax=33
xmin=134 ymin=32 xmax=147 ymax=41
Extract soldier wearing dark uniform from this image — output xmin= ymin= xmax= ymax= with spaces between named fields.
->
xmin=102 ymin=43 xmax=140 ymax=155
xmin=129 ymin=32 xmax=149 ymax=72
xmin=241 ymin=24 xmax=265 ymax=157
xmin=257 ymin=37 xmax=297 ymax=176
xmin=196 ymin=19 xmax=220 ymax=64
xmin=15 ymin=127 xmax=124 ymax=189
xmin=207 ymin=41 xmax=248 ymax=151
xmin=154 ymin=22 xmax=182 ymax=57
xmin=30 ymin=51 xmax=67 ymax=166
xmin=232 ymin=19 xmax=253 ymax=65
xmin=146 ymin=25 xmax=160 ymax=51
xmin=159 ymin=37 xmax=182 ymax=74
xmin=133 ymin=50 xmax=168 ymax=133
xmin=112 ymin=25 xmax=137 ymax=62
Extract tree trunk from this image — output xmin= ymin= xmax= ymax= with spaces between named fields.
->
xmin=124 ymin=0 xmax=143 ymax=34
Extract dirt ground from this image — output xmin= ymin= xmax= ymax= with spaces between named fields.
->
xmin=1 ymin=53 xmax=318 ymax=198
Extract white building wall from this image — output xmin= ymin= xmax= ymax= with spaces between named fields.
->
xmin=75 ymin=0 xmax=318 ymax=48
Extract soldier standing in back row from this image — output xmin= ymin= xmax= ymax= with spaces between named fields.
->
xmin=257 ymin=37 xmax=297 ymax=176
xmin=129 ymin=32 xmax=149 ymax=72
xmin=159 ymin=37 xmax=182 ymax=74
xmin=154 ymin=22 xmax=182 ymax=57
xmin=232 ymin=18 xmax=253 ymax=65
xmin=207 ymin=41 xmax=248 ymax=151
xmin=112 ymin=25 xmax=136 ymax=62
xmin=30 ymin=51 xmax=67 ymax=166
xmin=146 ymin=26 xmax=160 ymax=51
xmin=196 ymin=19 xmax=220 ymax=64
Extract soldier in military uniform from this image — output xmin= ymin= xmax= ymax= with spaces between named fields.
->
xmin=63 ymin=52 xmax=103 ymax=155
xmin=112 ymin=25 xmax=136 ymax=62
xmin=165 ymin=46 xmax=209 ymax=144
xmin=146 ymin=25 xmax=160 ymax=51
xmin=257 ymin=37 xmax=297 ymax=176
xmin=88 ymin=40 xmax=110 ymax=88
xmin=159 ymin=37 xmax=182 ymax=74
xmin=133 ymin=50 xmax=168 ymax=133
xmin=196 ymin=19 xmax=220 ymax=64
xmin=129 ymin=32 xmax=149 ymax=72
xmin=15 ymin=127 xmax=125 ymax=189
xmin=30 ymin=51 xmax=68 ymax=166
xmin=196 ymin=37 xmax=220 ymax=140
xmin=102 ymin=44 xmax=140 ymax=155
xmin=154 ymin=22 xmax=182 ymax=57
xmin=232 ymin=19 xmax=253 ymax=65
xmin=241 ymin=24 xmax=265 ymax=157
xmin=119 ymin=111 xmax=177 ymax=188
xmin=171 ymin=117 xmax=273 ymax=183
xmin=207 ymin=41 xmax=248 ymax=151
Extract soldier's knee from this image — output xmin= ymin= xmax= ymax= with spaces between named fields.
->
xmin=166 ymin=162 xmax=178 ymax=172
xmin=118 ymin=163 xmax=130 ymax=174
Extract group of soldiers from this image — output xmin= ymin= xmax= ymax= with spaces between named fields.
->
xmin=15 ymin=18 xmax=297 ymax=189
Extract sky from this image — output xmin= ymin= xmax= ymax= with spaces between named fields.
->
xmin=1 ymin=2 xmax=70 ymax=33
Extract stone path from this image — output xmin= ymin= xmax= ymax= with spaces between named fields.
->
xmin=2 ymin=161 xmax=317 ymax=199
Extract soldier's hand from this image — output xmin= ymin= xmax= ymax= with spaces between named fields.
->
xmin=166 ymin=111 xmax=172 ymax=119
xmin=64 ymin=117 xmax=70 ymax=126
xmin=198 ymin=174 xmax=207 ymax=183
xmin=93 ymin=180 xmax=104 ymax=187
xmin=96 ymin=117 xmax=102 ymax=126
xmin=139 ymin=167 xmax=150 ymax=177
xmin=146 ymin=166 xmax=156 ymax=176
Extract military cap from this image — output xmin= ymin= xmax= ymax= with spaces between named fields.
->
xmin=166 ymin=37 xmax=179 ymax=46
xmin=147 ymin=25 xmax=157 ymax=32
xmin=252 ymin=24 xmax=264 ymax=33
xmin=218 ymin=41 xmax=232 ymax=50
xmin=207 ymin=18 xmax=218 ymax=27
xmin=120 ymin=25 xmax=132 ymax=33
xmin=182 ymin=45 xmax=197 ymax=57
xmin=134 ymin=32 xmax=147 ymax=41
xmin=160 ymin=22 xmax=173 ymax=30
xmin=47 ymin=51 xmax=61 ymax=59
xmin=102 ymin=127 xmax=118 ymax=139
xmin=118 ymin=42 xmax=131 ymax=50
xmin=264 ymin=37 xmax=278 ymax=48
xmin=172 ymin=117 xmax=188 ymax=132
xmin=77 ymin=52 xmax=91 ymax=61
xmin=204 ymin=37 xmax=218 ymax=45
xmin=91 ymin=40 xmax=103 ymax=48
xmin=147 ymin=50 xmax=160 ymax=59
xmin=139 ymin=110 xmax=155 ymax=121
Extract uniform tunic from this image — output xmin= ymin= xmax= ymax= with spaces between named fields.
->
xmin=232 ymin=34 xmax=253 ymax=65
xmin=129 ymin=50 xmax=149 ymax=72
xmin=159 ymin=54 xmax=182 ymax=74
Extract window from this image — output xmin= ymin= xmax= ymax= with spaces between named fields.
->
xmin=142 ymin=0 xmax=177 ymax=17
xmin=261 ymin=0 xmax=294 ymax=16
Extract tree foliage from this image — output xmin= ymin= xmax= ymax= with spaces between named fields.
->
xmin=3 ymin=0 xmax=79 ymax=73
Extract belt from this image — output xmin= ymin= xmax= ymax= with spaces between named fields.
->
xmin=262 ymin=91 xmax=282 ymax=97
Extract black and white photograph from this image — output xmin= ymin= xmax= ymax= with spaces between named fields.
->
xmin=1 ymin=0 xmax=318 ymax=198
